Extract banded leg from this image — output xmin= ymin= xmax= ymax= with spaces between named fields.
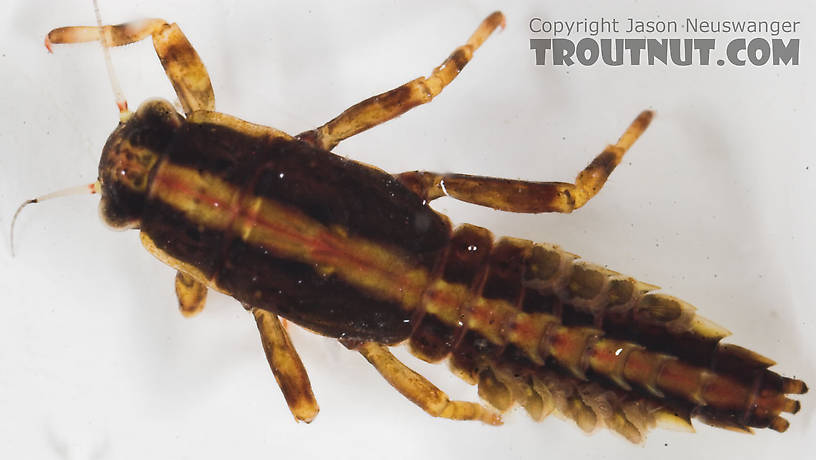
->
xmin=46 ymin=18 xmax=214 ymax=115
xmin=397 ymin=110 xmax=653 ymax=213
xmin=297 ymin=12 xmax=505 ymax=151
xmin=251 ymin=307 xmax=319 ymax=423
xmin=174 ymin=271 xmax=208 ymax=317
xmin=354 ymin=342 xmax=502 ymax=425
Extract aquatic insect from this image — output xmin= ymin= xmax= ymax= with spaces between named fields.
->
xmin=14 ymin=3 xmax=806 ymax=444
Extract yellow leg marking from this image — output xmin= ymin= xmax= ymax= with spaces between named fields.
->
xmin=252 ymin=308 xmax=319 ymax=423
xmin=571 ymin=110 xmax=654 ymax=209
xmin=397 ymin=110 xmax=654 ymax=213
xmin=356 ymin=342 xmax=502 ymax=425
xmin=297 ymin=12 xmax=505 ymax=150
xmin=152 ymin=23 xmax=215 ymax=114
xmin=174 ymin=271 xmax=208 ymax=317
xmin=47 ymin=19 xmax=214 ymax=115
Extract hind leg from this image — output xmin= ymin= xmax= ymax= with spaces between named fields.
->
xmin=397 ymin=110 xmax=653 ymax=213
xmin=351 ymin=342 xmax=502 ymax=424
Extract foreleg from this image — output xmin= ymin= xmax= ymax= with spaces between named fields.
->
xmin=297 ymin=12 xmax=505 ymax=150
xmin=46 ymin=18 xmax=214 ymax=115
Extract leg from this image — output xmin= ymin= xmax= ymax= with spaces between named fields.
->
xmin=353 ymin=342 xmax=502 ymax=425
xmin=251 ymin=307 xmax=319 ymax=423
xmin=297 ymin=12 xmax=505 ymax=151
xmin=174 ymin=271 xmax=208 ymax=317
xmin=397 ymin=110 xmax=653 ymax=213
xmin=46 ymin=19 xmax=214 ymax=115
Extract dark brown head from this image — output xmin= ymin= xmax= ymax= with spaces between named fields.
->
xmin=98 ymin=99 xmax=183 ymax=229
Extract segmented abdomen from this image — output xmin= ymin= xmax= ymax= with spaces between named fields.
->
xmin=408 ymin=224 xmax=806 ymax=441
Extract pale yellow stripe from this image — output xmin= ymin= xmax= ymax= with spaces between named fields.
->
xmin=151 ymin=162 xmax=429 ymax=308
xmin=151 ymin=162 xmax=239 ymax=230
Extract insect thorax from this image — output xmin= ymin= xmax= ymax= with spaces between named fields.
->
xmin=98 ymin=99 xmax=183 ymax=229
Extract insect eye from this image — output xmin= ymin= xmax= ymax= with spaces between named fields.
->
xmin=130 ymin=128 xmax=161 ymax=148
xmin=130 ymin=129 xmax=145 ymax=145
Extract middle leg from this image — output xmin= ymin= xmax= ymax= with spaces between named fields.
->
xmin=251 ymin=307 xmax=319 ymax=423
xmin=174 ymin=271 xmax=208 ymax=317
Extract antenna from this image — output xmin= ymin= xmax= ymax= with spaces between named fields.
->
xmin=93 ymin=0 xmax=130 ymax=121
xmin=10 ymin=182 xmax=100 ymax=257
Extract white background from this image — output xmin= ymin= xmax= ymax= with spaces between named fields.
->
xmin=1 ymin=1 xmax=813 ymax=459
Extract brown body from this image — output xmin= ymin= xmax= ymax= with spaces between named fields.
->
xmin=45 ymin=11 xmax=806 ymax=442
xmin=98 ymin=101 xmax=804 ymax=440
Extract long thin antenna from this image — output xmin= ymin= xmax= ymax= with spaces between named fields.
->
xmin=10 ymin=182 xmax=100 ymax=257
xmin=93 ymin=0 xmax=130 ymax=120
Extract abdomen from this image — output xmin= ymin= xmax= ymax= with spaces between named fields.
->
xmin=408 ymin=224 xmax=804 ymax=439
